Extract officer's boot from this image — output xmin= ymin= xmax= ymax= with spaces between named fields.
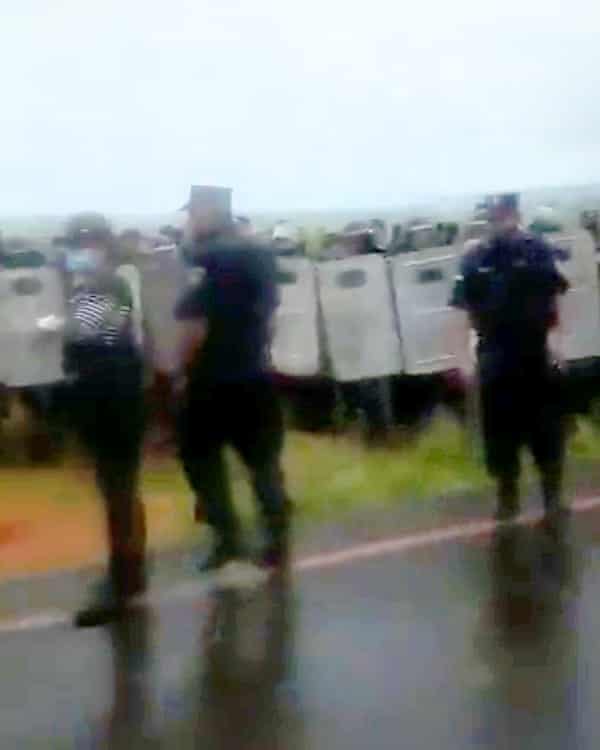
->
xmin=261 ymin=510 xmax=291 ymax=570
xmin=197 ymin=525 xmax=241 ymax=573
xmin=495 ymin=475 xmax=520 ymax=523
xmin=541 ymin=463 xmax=568 ymax=528
xmin=256 ymin=467 xmax=291 ymax=570
xmin=184 ymin=451 xmax=241 ymax=572
xmin=195 ymin=491 xmax=241 ymax=572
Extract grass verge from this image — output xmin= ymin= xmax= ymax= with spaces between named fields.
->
xmin=2 ymin=414 xmax=600 ymax=578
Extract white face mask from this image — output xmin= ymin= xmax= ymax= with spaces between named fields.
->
xmin=65 ymin=247 xmax=106 ymax=274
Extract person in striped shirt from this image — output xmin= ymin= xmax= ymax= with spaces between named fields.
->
xmin=60 ymin=213 xmax=147 ymax=627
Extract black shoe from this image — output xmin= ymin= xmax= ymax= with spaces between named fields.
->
xmin=75 ymin=571 xmax=146 ymax=628
xmin=258 ymin=535 xmax=290 ymax=570
xmin=74 ymin=597 xmax=129 ymax=628
xmin=542 ymin=505 xmax=571 ymax=532
xmin=494 ymin=505 xmax=519 ymax=524
xmin=196 ymin=542 xmax=238 ymax=573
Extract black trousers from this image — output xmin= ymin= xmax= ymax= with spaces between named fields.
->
xmin=70 ymin=360 xmax=146 ymax=597
xmin=480 ymin=367 xmax=565 ymax=481
xmin=178 ymin=377 xmax=288 ymax=545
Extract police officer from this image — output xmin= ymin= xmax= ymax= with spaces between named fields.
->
xmin=451 ymin=194 xmax=569 ymax=523
xmin=59 ymin=213 xmax=147 ymax=626
xmin=175 ymin=186 xmax=290 ymax=570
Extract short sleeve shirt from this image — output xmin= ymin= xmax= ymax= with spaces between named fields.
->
xmin=175 ymin=239 xmax=279 ymax=382
xmin=450 ymin=231 xmax=568 ymax=379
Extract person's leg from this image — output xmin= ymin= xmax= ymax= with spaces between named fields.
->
xmin=495 ymin=473 xmax=520 ymax=521
xmin=75 ymin=454 xmax=146 ymax=627
xmin=96 ymin=453 xmax=147 ymax=601
xmin=481 ymin=380 xmax=521 ymax=521
xmin=233 ymin=380 xmax=291 ymax=567
xmin=74 ymin=368 xmax=147 ymax=626
xmin=178 ymin=389 xmax=241 ymax=568
xmin=530 ymin=378 xmax=567 ymax=519
xmin=358 ymin=377 xmax=394 ymax=445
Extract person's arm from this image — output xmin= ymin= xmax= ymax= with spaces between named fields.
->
xmin=449 ymin=256 xmax=478 ymax=376
xmin=536 ymin=238 xmax=570 ymax=365
xmin=172 ymin=283 xmax=211 ymax=386
xmin=534 ymin=237 xmax=570 ymax=296
xmin=176 ymin=318 xmax=208 ymax=373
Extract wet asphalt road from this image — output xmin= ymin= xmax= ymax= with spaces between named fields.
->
xmin=3 ymin=510 xmax=600 ymax=748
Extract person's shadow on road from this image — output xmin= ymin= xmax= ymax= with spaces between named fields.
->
xmin=488 ymin=519 xmax=580 ymax=646
xmin=104 ymin=607 xmax=158 ymax=749
xmin=193 ymin=571 xmax=304 ymax=749
xmin=474 ymin=519 xmax=582 ymax=747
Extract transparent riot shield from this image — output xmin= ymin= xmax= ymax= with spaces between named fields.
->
xmin=317 ymin=254 xmax=403 ymax=382
xmin=390 ymin=246 xmax=467 ymax=375
xmin=271 ymin=257 xmax=321 ymax=377
xmin=547 ymin=230 xmax=600 ymax=362
xmin=0 ymin=267 xmax=66 ymax=387
xmin=137 ymin=247 xmax=187 ymax=375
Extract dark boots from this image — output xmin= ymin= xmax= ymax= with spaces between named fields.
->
xmin=197 ymin=510 xmax=291 ymax=573
xmin=495 ymin=475 xmax=520 ymax=523
xmin=75 ymin=494 xmax=147 ymax=628
xmin=74 ymin=553 xmax=147 ymax=628
xmin=494 ymin=466 xmax=568 ymax=526
xmin=196 ymin=532 xmax=240 ymax=572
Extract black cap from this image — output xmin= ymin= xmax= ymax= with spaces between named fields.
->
xmin=486 ymin=193 xmax=519 ymax=213
xmin=59 ymin=212 xmax=114 ymax=248
xmin=179 ymin=185 xmax=232 ymax=214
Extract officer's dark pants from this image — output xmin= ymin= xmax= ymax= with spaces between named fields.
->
xmin=71 ymin=360 xmax=146 ymax=599
xmin=340 ymin=378 xmax=393 ymax=443
xmin=480 ymin=367 xmax=565 ymax=513
xmin=178 ymin=377 xmax=288 ymax=549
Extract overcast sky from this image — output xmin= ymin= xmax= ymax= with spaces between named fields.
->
xmin=2 ymin=0 xmax=600 ymax=215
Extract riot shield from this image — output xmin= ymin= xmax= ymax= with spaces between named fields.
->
xmin=0 ymin=267 xmax=66 ymax=387
xmin=137 ymin=247 xmax=187 ymax=374
xmin=271 ymin=257 xmax=321 ymax=377
xmin=391 ymin=246 xmax=466 ymax=375
xmin=547 ymin=230 xmax=600 ymax=362
xmin=317 ymin=254 xmax=403 ymax=382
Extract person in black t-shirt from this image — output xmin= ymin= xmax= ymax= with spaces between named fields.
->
xmin=174 ymin=186 xmax=290 ymax=571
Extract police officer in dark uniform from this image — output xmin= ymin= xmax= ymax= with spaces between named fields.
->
xmin=451 ymin=194 xmax=569 ymax=522
xmin=60 ymin=213 xmax=147 ymax=626
xmin=175 ymin=186 xmax=290 ymax=570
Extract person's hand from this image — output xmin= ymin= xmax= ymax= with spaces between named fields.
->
xmin=37 ymin=314 xmax=65 ymax=333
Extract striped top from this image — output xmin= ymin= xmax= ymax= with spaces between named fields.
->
xmin=66 ymin=274 xmax=135 ymax=355
xmin=69 ymin=289 xmax=132 ymax=346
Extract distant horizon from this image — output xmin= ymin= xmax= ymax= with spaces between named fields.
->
xmin=2 ymin=179 xmax=600 ymax=223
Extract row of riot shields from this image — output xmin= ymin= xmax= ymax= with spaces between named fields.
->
xmin=272 ymin=250 xmax=467 ymax=382
xmin=1 ymin=231 xmax=600 ymax=393
xmin=272 ymin=230 xmax=600 ymax=383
